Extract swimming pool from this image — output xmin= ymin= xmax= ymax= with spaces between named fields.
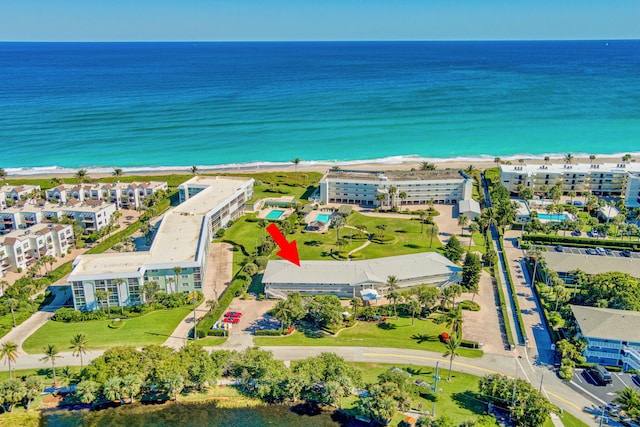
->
xmin=265 ymin=209 xmax=285 ymax=220
xmin=315 ymin=213 xmax=333 ymax=224
xmin=537 ymin=213 xmax=570 ymax=221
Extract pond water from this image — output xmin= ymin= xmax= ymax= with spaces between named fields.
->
xmin=42 ymin=401 xmax=345 ymax=427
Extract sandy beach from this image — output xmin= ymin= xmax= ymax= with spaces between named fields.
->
xmin=6 ymin=154 xmax=637 ymax=181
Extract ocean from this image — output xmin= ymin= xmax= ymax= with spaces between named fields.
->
xmin=1 ymin=41 xmax=639 ymax=175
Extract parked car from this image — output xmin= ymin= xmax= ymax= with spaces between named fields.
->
xmin=622 ymin=249 xmax=632 ymax=257
xmin=632 ymin=374 xmax=640 ymax=386
xmin=223 ymin=317 xmax=240 ymax=324
xmin=595 ymin=247 xmax=606 ymax=255
xmin=591 ymin=230 xmax=599 ymax=237
xmin=571 ymin=230 xmax=582 ymax=236
xmin=573 ymin=201 xmax=584 ymax=206
xmin=586 ymin=248 xmax=597 ymax=255
xmin=225 ymin=311 xmax=243 ymax=318
xmin=589 ymin=365 xmax=613 ymax=385
xmin=605 ymin=249 xmax=613 ymax=255
xmin=554 ymin=245 xmax=563 ymax=252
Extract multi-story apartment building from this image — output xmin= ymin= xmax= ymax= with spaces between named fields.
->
xmin=1 ymin=184 xmax=41 ymax=204
xmin=67 ymin=176 xmax=253 ymax=310
xmin=0 ymin=192 xmax=6 ymax=210
xmin=45 ymin=181 xmax=168 ymax=209
xmin=318 ymin=169 xmax=473 ymax=206
xmin=500 ymin=162 xmax=640 ymax=205
xmin=572 ymin=305 xmax=640 ymax=372
xmin=0 ymin=223 xmax=73 ymax=274
xmin=0 ymin=200 xmax=116 ymax=234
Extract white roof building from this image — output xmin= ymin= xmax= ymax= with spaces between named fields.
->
xmin=458 ymin=199 xmax=481 ymax=220
xmin=262 ymin=252 xmax=461 ymax=299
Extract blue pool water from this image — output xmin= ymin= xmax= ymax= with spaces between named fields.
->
xmin=315 ymin=213 xmax=333 ymax=224
xmin=537 ymin=213 xmax=570 ymax=221
xmin=265 ymin=209 xmax=285 ymax=220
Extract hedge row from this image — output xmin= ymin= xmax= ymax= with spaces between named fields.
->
xmin=492 ymin=265 xmax=515 ymax=348
xmin=497 ymin=237 xmax=528 ymax=344
xmin=254 ymin=329 xmax=284 ymax=336
xmin=522 ymin=233 xmax=640 ymax=250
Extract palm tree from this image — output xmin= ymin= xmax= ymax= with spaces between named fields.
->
xmin=399 ymin=191 xmax=407 ymax=207
xmin=206 ymin=299 xmax=218 ymax=313
xmin=421 ymin=161 xmax=436 ymax=170
xmin=388 ymin=291 xmax=401 ymax=319
xmin=112 ymin=168 xmax=123 ymax=178
xmin=122 ymin=374 xmax=143 ymax=404
xmin=142 ymin=280 xmax=159 ymax=304
xmin=589 ymin=154 xmax=596 ymax=163
xmin=70 ymin=333 xmax=88 ymax=367
xmin=458 ymin=214 xmax=469 ymax=236
xmin=94 ymin=289 xmax=107 ymax=313
xmin=75 ymin=169 xmax=90 ymax=183
xmin=103 ymin=376 xmax=124 ymax=403
xmin=376 ymin=192 xmax=386 ymax=208
xmin=166 ymin=276 xmax=175 ymax=295
xmin=0 ymin=341 xmax=19 ymax=378
xmin=440 ymin=306 xmax=463 ymax=336
xmin=443 ymin=334 xmax=461 ymax=381
xmin=5 ymin=298 xmax=19 ymax=327
xmin=164 ymin=373 xmax=185 ymax=402
xmin=172 ymin=266 xmax=183 ymax=294
xmin=468 ymin=222 xmax=480 ymax=251
xmin=406 ymin=296 xmax=421 ymax=326
xmin=40 ymin=344 xmax=61 ymax=386
xmin=292 ymin=157 xmax=301 ymax=172
xmin=0 ymin=167 xmax=7 ymax=182
xmin=191 ymin=165 xmax=198 ymax=175
xmin=427 ymin=223 xmax=438 ymax=248
xmin=350 ymin=297 xmax=362 ymax=318
xmin=494 ymin=157 xmax=501 ymax=167
xmin=563 ymin=153 xmax=574 ymax=164
xmin=614 ymin=386 xmax=640 ymax=416
xmin=623 ymin=154 xmax=632 ymax=163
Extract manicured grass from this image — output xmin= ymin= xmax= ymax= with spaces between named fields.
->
xmin=555 ymin=410 xmax=589 ymax=427
xmin=195 ymin=337 xmax=228 ymax=346
xmin=346 ymin=362 xmax=497 ymax=426
xmin=254 ymin=316 xmax=483 ymax=358
xmin=22 ymin=308 xmax=192 ymax=354
xmin=0 ymin=409 xmax=41 ymax=427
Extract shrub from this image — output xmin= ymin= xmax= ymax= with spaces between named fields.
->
xmin=460 ymin=339 xmax=481 ymax=349
xmin=52 ymin=307 xmax=108 ymax=322
xmin=207 ymin=329 xmax=227 ymax=337
xmin=254 ymin=330 xmax=283 ymax=336
xmin=108 ymin=319 xmax=126 ymax=329
xmin=439 ymin=332 xmax=450 ymax=343
xmin=559 ymin=365 xmax=574 ymax=381
xmin=459 ymin=300 xmax=480 ymax=311
xmin=255 ymin=256 xmax=269 ymax=269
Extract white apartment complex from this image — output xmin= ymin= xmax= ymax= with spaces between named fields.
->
xmin=0 ymin=223 xmax=73 ymax=275
xmin=500 ymin=162 xmax=640 ymax=207
xmin=0 ymin=200 xmax=117 ymax=234
xmin=67 ymin=176 xmax=253 ymax=310
xmin=45 ymin=181 xmax=168 ymax=210
xmin=318 ymin=169 xmax=473 ymax=206
xmin=262 ymin=252 xmax=461 ymax=299
xmin=1 ymin=184 xmax=41 ymax=204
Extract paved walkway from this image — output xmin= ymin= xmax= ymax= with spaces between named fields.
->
xmin=163 ymin=242 xmax=233 ymax=349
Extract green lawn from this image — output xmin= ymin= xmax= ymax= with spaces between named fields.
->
xmin=22 ymin=308 xmax=192 ymax=354
xmin=346 ymin=362 xmax=497 ymax=426
xmin=254 ymin=316 xmax=483 ymax=358
xmin=195 ymin=337 xmax=228 ymax=346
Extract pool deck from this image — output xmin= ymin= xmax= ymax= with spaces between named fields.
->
xmin=303 ymin=209 xmax=334 ymax=232
xmin=257 ymin=207 xmax=295 ymax=220
xmin=534 ymin=210 xmax=576 ymax=223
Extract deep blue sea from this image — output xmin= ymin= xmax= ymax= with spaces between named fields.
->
xmin=1 ymin=41 xmax=639 ymax=174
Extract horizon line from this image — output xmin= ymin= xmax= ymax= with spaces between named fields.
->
xmin=1 ymin=38 xmax=639 ymax=43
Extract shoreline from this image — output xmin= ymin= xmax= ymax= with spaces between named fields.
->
xmin=4 ymin=152 xmax=639 ymax=181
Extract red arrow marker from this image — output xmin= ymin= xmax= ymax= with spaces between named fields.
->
xmin=266 ymin=223 xmax=301 ymax=266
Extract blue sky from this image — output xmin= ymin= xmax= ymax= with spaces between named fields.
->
xmin=1 ymin=0 xmax=639 ymax=41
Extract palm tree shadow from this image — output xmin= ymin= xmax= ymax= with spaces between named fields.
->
xmin=451 ymin=391 xmax=488 ymax=415
xmin=411 ymin=333 xmax=438 ymax=344
xmin=377 ymin=323 xmax=397 ymax=331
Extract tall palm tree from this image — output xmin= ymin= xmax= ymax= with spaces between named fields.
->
xmin=94 ymin=289 xmax=107 ymax=313
xmin=0 ymin=341 xmax=19 ymax=378
xmin=191 ymin=165 xmax=198 ymax=175
xmin=172 ymin=266 xmax=183 ymax=294
xmin=40 ymin=344 xmax=61 ymax=386
xmin=468 ymin=222 xmax=480 ymax=251
xmin=406 ymin=296 xmax=421 ymax=326
xmin=206 ymin=299 xmax=218 ymax=313
xmin=614 ymin=386 xmax=640 ymax=416
xmin=589 ymin=154 xmax=596 ymax=163
xmin=563 ymin=153 xmax=574 ymax=164
xmin=388 ymin=291 xmax=400 ymax=319
xmin=443 ymin=334 xmax=461 ymax=381
xmin=70 ymin=333 xmax=89 ymax=367
xmin=427 ymin=223 xmax=438 ymax=248
xmin=5 ymin=298 xmax=19 ymax=327
xmin=0 ymin=167 xmax=7 ymax=182
xmin=350 ymin=297 xmax=362 ymax=318
xmin=292 ymin=157 xmax=301 ymax=172
xmin=399 ymin=191 xmax=407 ymax=207
xmin=458 ymin=214 xmax=469 ymax=236
xmin=494 ymin=157 xmax=501 ymax=167
xmin=142 ymin=280 xmax=159 ymax=304
xmin=112 ymin=168 xmax=123 ymax=178
xmin=623 ymin=154 xmax=632 ymax=163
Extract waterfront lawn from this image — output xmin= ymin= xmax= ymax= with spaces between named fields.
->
xmin=346 ymin=362 xmax=496 ymax=426
xmin=220 ymin=211 xmax=441 ymax=264
xmin=22 ymin=307 xmax=191 ymax=354
xmin=254 ymin=316 xmax=483 ymax=358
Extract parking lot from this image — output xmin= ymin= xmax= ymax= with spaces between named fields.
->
xmin=571 ymin=368 xmax=638 ymax=405
xmin=544 ymin=245 xmax=640 ymax=259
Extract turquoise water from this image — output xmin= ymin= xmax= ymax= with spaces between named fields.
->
xmin=315 ymin=213 xmax=333 ymax=223
xmin=265 ymin=209 xmax=285 ymax=220
xmin=537 ymin=213 xmax=570 ymax=221
xmin=2 ymin=41 xmax=640 ymax=174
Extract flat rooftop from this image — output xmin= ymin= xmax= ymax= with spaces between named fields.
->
xmin=2 ymin=200 xmax=113 ymax=214
xmin=263 ymin=252 xmax=461 ymax=286
xmin=571 ymin=305 xmax=640 ymax=342
xmin=323 ymin=169 xmax=465 ymax=182
xmin=69 ymin=176 xmax=252 ymax=279
xmin=501 ymin=162 xmax=640 ymax=175
xmin=539 ymin=251 xmax=640 ymax=278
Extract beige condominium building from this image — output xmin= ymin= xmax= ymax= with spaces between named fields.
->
xmin=318 ymin=169 xmax=473 ymax=207
xmin=1 ymin=223 xmax=73 ymax=276
xmin=500 ymin=162 xmax=640 ymax=207
xmin=67 ymin=176 xmax=253 ymax=310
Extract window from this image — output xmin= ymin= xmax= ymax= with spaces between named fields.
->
xmin=181 ymin=274 xmax=189 ymax=279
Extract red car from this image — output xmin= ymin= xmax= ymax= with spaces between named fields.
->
xmin=225 ymin=311 xmax=243 ymax=318
xmin=223 ymin=317 xmax=240 ymax=324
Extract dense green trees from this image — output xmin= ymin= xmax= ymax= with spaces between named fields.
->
xmin=478 ymin=374 xmax=551 ymax=427
xmin=579 ymin=272 xmax=640 ymax=311
xmin=460 ymin=253 xmax=481 ymax=295
xmin=444 ymin=236 xmax=464 ymax=263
